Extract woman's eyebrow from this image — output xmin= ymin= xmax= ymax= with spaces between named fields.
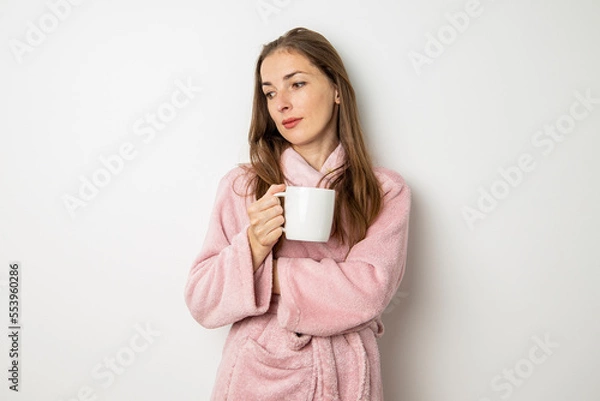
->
xmin=262 ymin=70 xmax=308 ymax=87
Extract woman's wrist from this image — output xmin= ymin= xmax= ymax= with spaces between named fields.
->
xmin=272 ymin=259 xmax=280 ymax=294
xmin=248 ymin=227 xmax=270 ymax=271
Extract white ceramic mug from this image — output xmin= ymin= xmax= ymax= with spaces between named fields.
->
xmin=274 ymin=186 xmax=335 ymax=242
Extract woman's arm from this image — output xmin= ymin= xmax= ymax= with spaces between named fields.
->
xmin=183 ymin=170 xmax=280 ymax=329
xmin=275 ymin=169 xmax=411 ymax=337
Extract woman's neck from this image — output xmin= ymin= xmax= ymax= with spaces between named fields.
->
xmin=292 ymin=137 xmax=340 ymax=171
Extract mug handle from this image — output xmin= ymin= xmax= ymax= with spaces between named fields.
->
xmin=273 ymin=192 xmax=286 ymax=232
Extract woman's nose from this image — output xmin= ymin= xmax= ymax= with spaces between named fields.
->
xmin=276 ymin=91 xmax=291 ymax=112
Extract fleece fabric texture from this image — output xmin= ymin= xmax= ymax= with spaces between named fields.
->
xmin=184 ymin=143 xmax=411 ymax=401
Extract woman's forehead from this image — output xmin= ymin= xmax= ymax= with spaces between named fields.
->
xmin=260 ymin=50 xmax=317 ymax=81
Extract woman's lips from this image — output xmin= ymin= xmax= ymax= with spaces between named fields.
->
xmin=282 ymin=118 xmax=302 ymax=129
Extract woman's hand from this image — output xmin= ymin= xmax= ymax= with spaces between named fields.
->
xmin=247 ymin=184 xmax=286 ymax=271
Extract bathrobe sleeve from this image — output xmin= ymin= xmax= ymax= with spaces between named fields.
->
xmin=184 ymin=168 xmax=274 ymax=329
xmin=276 ymin=169 xmax=411 ymax=337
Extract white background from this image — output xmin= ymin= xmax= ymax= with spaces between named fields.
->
xmin=1 ymin=0 xmax=599 ymax=400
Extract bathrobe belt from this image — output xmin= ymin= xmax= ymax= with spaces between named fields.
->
xmin=284 ymin=317 xmax=383 ymax=401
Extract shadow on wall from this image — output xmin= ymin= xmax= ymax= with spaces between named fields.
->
xmin=379 ymin=188 xmax=422 ymax=399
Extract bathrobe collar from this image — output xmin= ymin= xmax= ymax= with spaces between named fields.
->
xmin=280 ymin=143 xmax=346 ymax=188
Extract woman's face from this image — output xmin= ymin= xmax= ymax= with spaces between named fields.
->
xmin=260 ymin=49 xmax=340 ymax=155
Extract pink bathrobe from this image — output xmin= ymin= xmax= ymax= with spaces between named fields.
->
xmin=184 ymin=144 xmax=411 ymax=400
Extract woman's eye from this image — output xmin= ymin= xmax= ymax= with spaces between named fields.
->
xmin=264 ymin=91 xmax=275 ymax=99
xmin=293 ymin=81 xmax=306 ymax=89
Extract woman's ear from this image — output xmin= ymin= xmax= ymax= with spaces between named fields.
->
xmin=334 ymin=88 xmax=341 ymax=104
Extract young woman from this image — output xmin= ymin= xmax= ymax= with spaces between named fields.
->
xmin=184 ymin=27 xmax=411 ymax=401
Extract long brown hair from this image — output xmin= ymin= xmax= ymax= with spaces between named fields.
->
xmin=247 ymin=27 xmax=382 ymax=247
